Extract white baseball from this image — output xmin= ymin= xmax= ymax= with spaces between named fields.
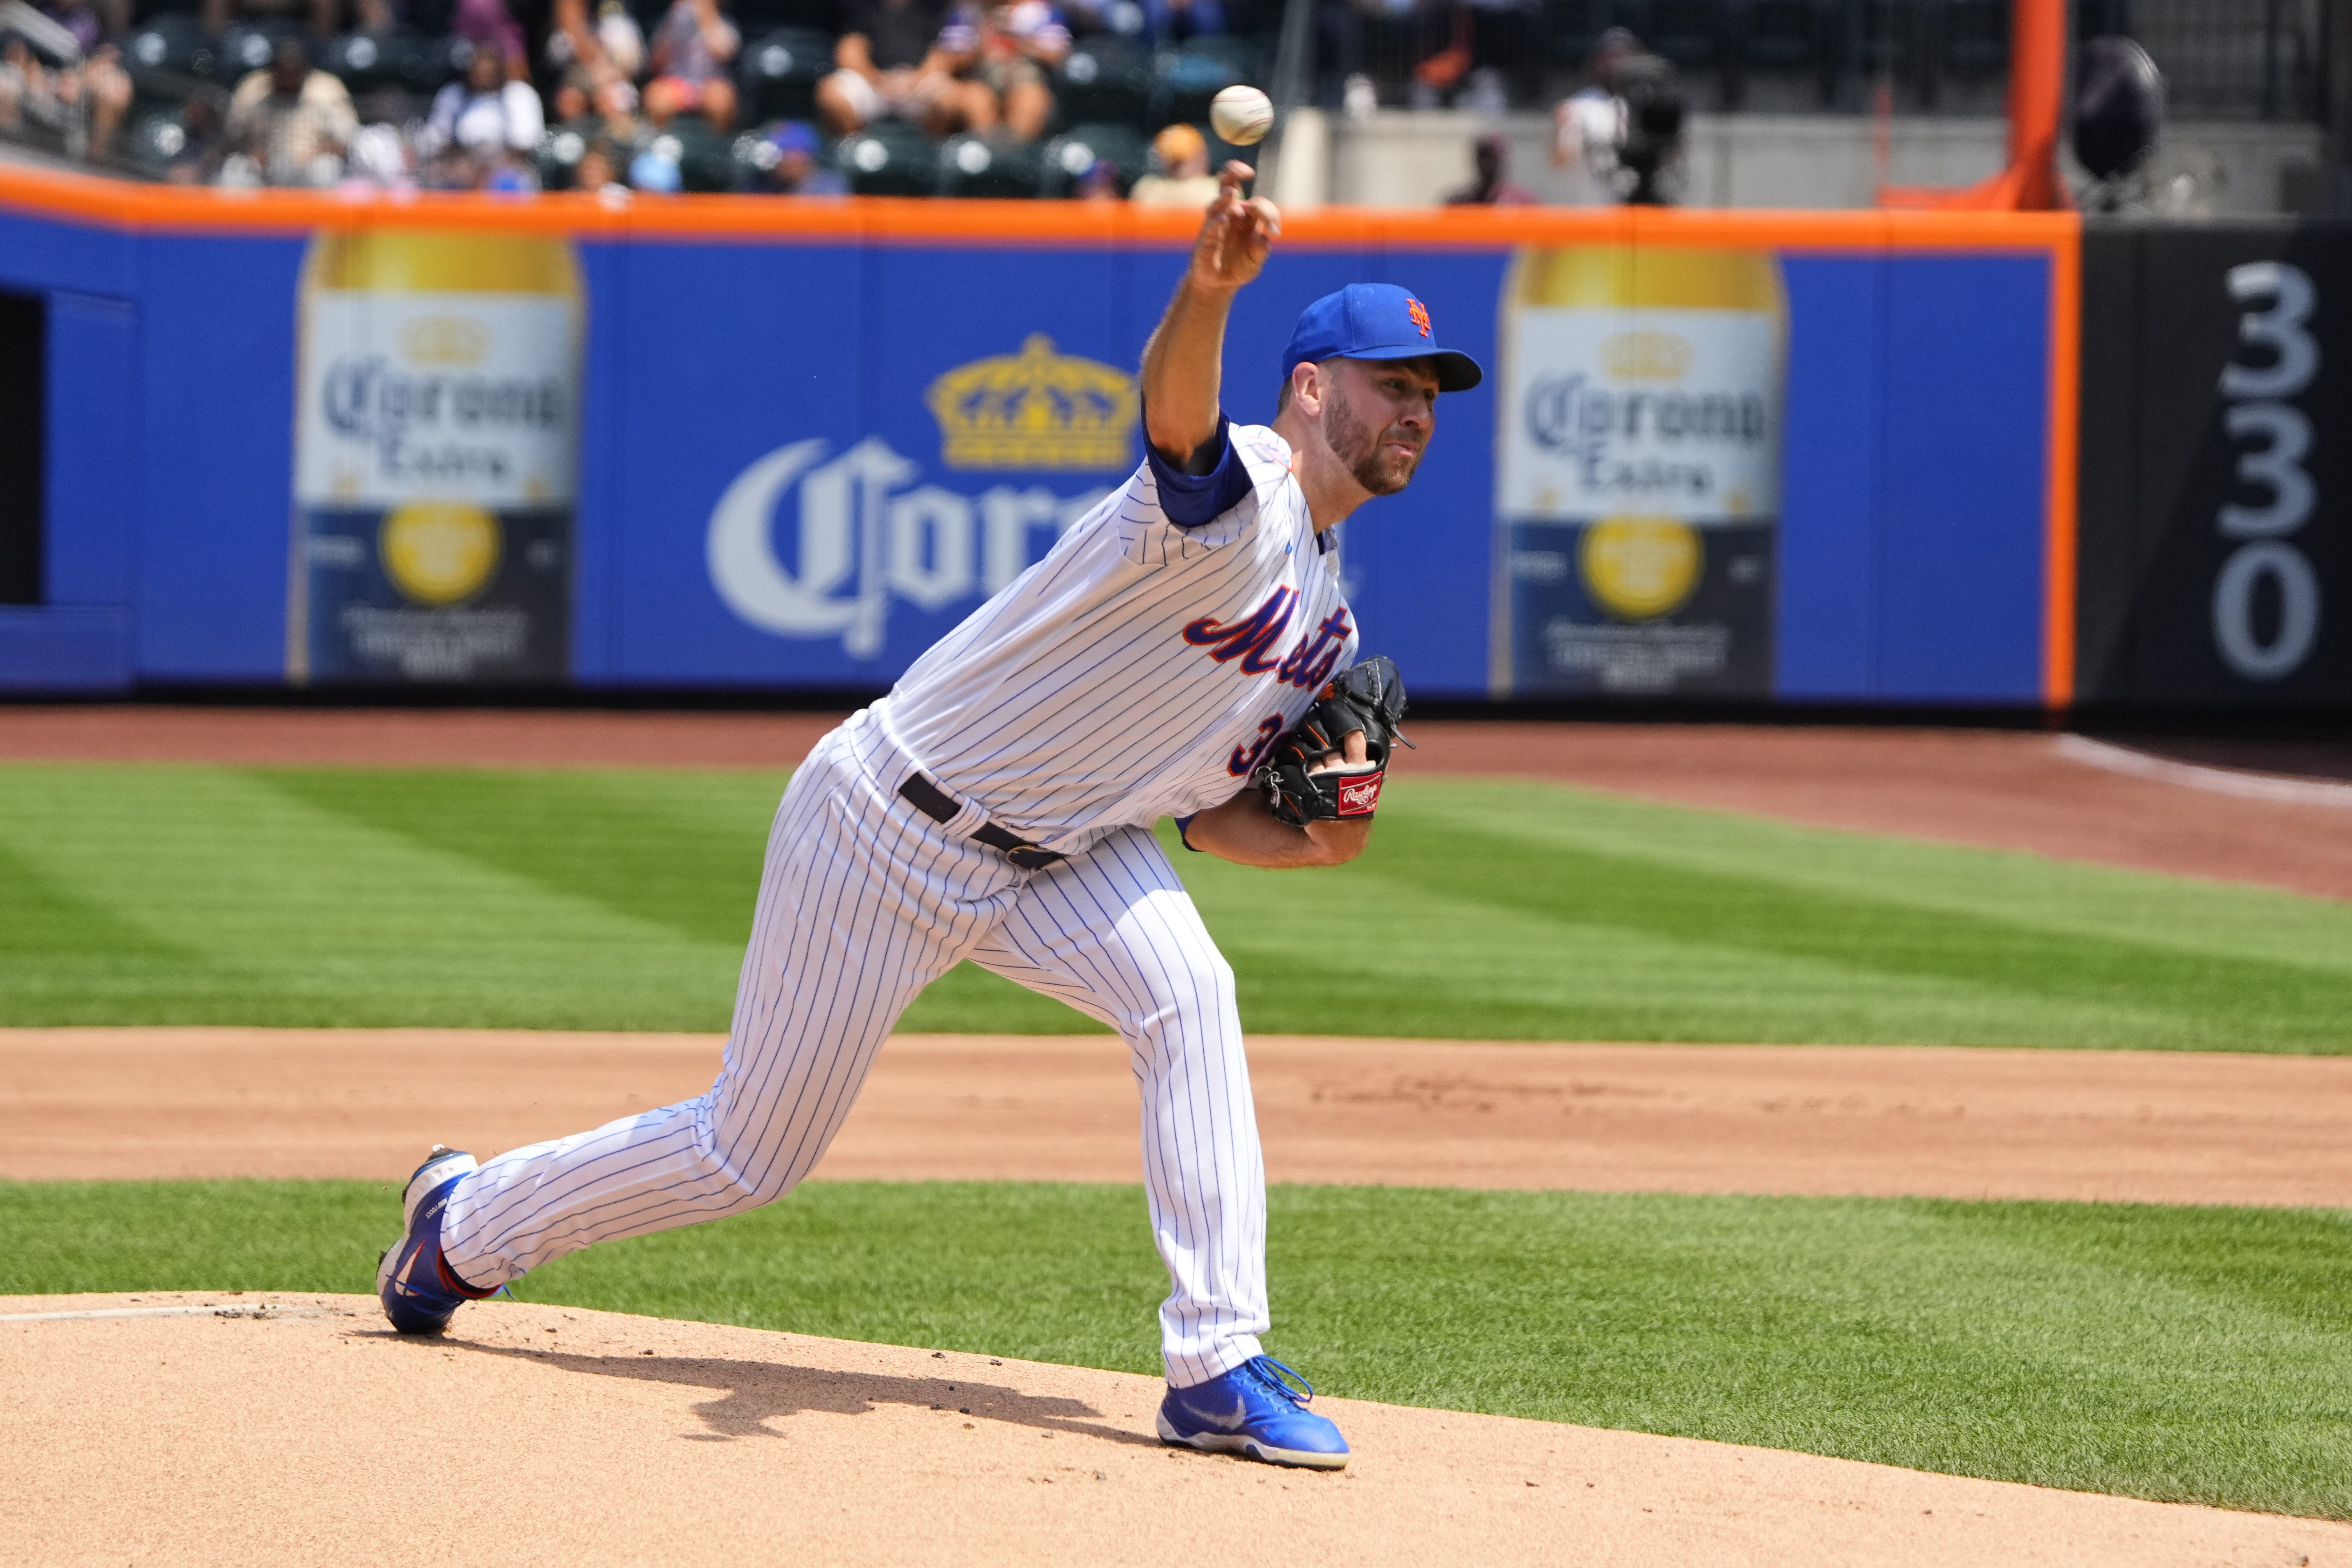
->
xmin=1209 ymin=85 xmax=1274 ymax=146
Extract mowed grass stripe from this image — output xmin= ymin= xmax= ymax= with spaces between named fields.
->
xmin=1 ymin=762 xmax=2347 ymax=1048
xmin=7 ymin=1177 xmax=2350 ymax=1518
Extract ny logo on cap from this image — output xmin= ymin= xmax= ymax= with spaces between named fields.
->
xmin=1406 ymin=298 xmax=1431 ymax=339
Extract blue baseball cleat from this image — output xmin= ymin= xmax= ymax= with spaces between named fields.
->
xmin=376 ymin=1146 xmax=493 ymax=1335
xmin=1157 ymin=1356 xmax=1350 ymax=1470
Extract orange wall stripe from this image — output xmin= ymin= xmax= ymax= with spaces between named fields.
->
xmin=2041 ymin=214 xmax=2082 ymax=710
xmin=0 ymin=160 xmax=2075 ymax=253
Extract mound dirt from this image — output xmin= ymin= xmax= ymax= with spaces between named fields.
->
xmin=4 ymin=1291 xmax=2344 ymax=1567
xmin=9 ymin=1028 xmax=2352 ymax=1206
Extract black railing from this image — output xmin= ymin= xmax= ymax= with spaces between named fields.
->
xmin=1297 ymin=0 xmax=2330 ymax=119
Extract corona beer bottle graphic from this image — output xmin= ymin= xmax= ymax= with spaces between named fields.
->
xmin=289 ymin=229 xmax=582 ymax=683
xmin=1493 ymin=246 xmax=1785 ymax=697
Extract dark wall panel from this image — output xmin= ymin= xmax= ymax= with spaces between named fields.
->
xmin=0 ymin=290 xmax=43 ymax=606
xmin=2077 ymin=221 xmax=2352 ymax=711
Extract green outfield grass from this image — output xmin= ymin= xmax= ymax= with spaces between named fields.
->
xmin=2 ymin=762 xmax=2349 ymax=1047
xmin=7 ymin=1177 xmax=2350 ymax=1518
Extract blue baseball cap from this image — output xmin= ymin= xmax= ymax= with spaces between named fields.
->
xmin=1281 ymin=283 xmax=1483 ymax=393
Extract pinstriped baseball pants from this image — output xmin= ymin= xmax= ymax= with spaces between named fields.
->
xmin=437 ymin=708 xmax=1268 ymax=1388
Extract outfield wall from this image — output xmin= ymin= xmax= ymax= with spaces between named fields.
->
xmin=0 ymin=165 xmax=2078 ymax=706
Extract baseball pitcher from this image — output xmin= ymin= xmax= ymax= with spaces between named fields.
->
xmin=378 ymin=164 xmax=1481 ymax=1470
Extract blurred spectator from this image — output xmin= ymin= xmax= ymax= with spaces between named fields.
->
xmin=1443 ymin=131 xmax=1530 ymax=204
xmin=1128 ymin=121 xmax=1216 ymax=206
xmin=202 ymin=0 xmax=338 ymax=51
xmin=0 ymin=39 xmax=45 ymax=137
xmin=419 ymin=39 xmax=542 ymax=184
xmin=645 ymin=0 xmax=738 ymax=132
xmin=1550 ymin=26 xmax=1634 ymax=197
xmin=817 ymin=0 xmax=983 ymax=138
xmin=1059 ymin=0 xmax=1140 ymax=39
xmin=40 ymin=0 xmax=125 ymax=59
xmin=225 ymin=35 xmax=356 ymax=185
xmin=451 ymin=0 xmax=531 ymax=80
xmin=572 ymin=136 xmax=619 ymax=189
xmin=0 ymin=3 xmax=131 ymax=160
xmin=627 ymin=133 xmax=680 ymax=188
xmin=752 ymin=118 xmax=847 ymax=193
xmin=161 ymin=91 xmax=231 ymax=182
xmin=344 ymin=83 xmax=418 ymax=184
xmin=1075 ymin=153 xmax=1119 ymax=198
xmin=1142 ymin=0 xmax=1217 ymax=47
xmin=965 ymin=0 xmax=1064 ymax=142
xmin=554 ymin=71 xmax=640 ymax=147
xmin=546 ymin=0 xmax=644 ymax=119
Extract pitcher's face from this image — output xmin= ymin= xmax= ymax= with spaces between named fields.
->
xmin=1321 ymin=357 xmax=1439 ymax=496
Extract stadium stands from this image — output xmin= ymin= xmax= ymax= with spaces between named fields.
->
xmin=0 ymin=0 xmax=2329 ymax=196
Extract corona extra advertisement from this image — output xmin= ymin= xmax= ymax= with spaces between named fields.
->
xmin=1493 ymin=247 xmax=1786 ymax=697
xmin=289 ymin=230 xmax=582 ymax=684
xmin=703 ymin=333 xmax=1134 ymax=662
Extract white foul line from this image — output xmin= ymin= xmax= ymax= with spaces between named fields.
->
xmin=0 ymin=1302 xmax=337 ymax=1323
xmin=2055 ymin=734 xmax=2352 ymax=811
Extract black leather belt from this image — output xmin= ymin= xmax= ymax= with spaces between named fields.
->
xmin=898 ymin=772 xmax=1066 ymax=870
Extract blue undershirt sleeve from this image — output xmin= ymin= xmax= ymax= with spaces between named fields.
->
xmin=1173 ymin=813 xmax=1203 ymax=852
xmin=1144 ymin=413 xmax=1253 ymax=528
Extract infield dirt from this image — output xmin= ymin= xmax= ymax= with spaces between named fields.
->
xmin=7 ymin=1291 xmax=2348 ymax=1567
xmin=8 ymin=1027 xmax=2352 ymax=1205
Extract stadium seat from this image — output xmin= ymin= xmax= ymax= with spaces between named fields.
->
xmin=1177 ymin=32 xmax=1259 ymax=82
xmin=1549 ymin=0 xmax=1619 ymax=74
xmin=320 ymin=29 xmax=442 ymax=94
xmin=1150 ymin=44 xmax=1242 ymax=130
xmin=126 ymin=108 xmax=189 ymax=173
xmin=668 ymin=121 xmax=738 ymax=191
xmin=1941 ymin=0 xmax=2008 ymax=76
xmin=727 ymin=0 xmax=834 ymax=33
xmin=1055 ymin=35 xmax=1150 ymax=130
xmin=124 ymin=13 xmax=207 ymax=76
xmin=212 ymin=21 xmax=293 ymax=81
xmin=737 ymin=26 xmax=832 ymax=123
xmin=1040 ymin=119 xmax=1146 ymax=194
xmin=936 ymin=132 xmax=1042 ymax=198
xmin=1632 ymin=0 xmax=1725 ymax=68
xmin=537 ymin=122 xmax=592 ymax=188
xmin=835 ymin=116 xmax=937 ymax=194
xmin=1737 ymin=0 xmax=1825 ymax=68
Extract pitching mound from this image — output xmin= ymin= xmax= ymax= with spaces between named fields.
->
xmin=5 ymin=1292 xmax=2343 ymax=1566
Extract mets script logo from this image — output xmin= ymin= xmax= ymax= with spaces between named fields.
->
xmin=1338 ymin=776 xmax=1382 ymax=816
xmin=1407 ymin=298 xmax=1432 ymax=339
xmin=1183 ymin=589 xmax=1352 ymax=687
xmin=706 ymin=438 xmax=1109 ymax=657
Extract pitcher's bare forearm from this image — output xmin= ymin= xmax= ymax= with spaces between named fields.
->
xmin=1140 ymin=162 xmax=1279 ymax=469
xmin=1184 ymin=787 xmax=1370 ymax=869
xmin=1141 ymin=284 xmax=1235 ymax=467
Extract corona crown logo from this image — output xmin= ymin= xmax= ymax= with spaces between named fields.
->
xmin=925 ymin=335 xmax=1138 ymax=471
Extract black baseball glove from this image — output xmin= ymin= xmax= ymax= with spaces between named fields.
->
xmin=1254 ymin=656 xmax=1411 ymax=826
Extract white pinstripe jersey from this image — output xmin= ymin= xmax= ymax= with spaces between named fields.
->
xmin=877 ymin=421 xmax=1359 ymax=852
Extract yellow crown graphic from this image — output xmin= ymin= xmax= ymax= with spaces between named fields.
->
xmin=926 ymin=335 xmax=1139 ymax=471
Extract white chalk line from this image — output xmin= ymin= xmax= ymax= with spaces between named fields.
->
xmin=0 ymin=1302 xmax=343 ymax=1323
xmin=2054 ymin=735 xmax=2352 ymax=811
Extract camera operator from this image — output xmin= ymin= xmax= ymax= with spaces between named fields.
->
xmin=1550 ymin=27 xmax=1683 ymax=206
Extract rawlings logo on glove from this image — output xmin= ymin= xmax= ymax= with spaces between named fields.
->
xmin=1254 ymin=656 xmax=1410 ymax=826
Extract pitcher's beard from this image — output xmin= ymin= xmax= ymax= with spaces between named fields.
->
xmin=1324 ymin=385 xmax=1423 ymax=496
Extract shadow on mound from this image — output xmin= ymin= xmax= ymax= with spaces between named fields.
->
xmin=421 ymin=1334 xmax=1161 ymax=1446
